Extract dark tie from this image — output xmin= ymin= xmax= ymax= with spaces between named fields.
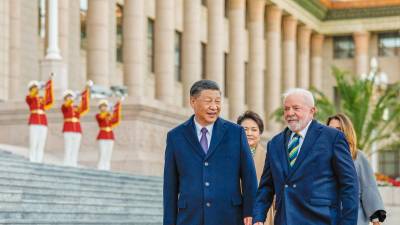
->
xmin=288 ymin=133 xmax=301 ymax=167
xmin=200 ymin=127 xmax=209 ymax=153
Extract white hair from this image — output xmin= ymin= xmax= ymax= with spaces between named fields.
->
xmin=282 ymin=88 xmax=315 ymax=107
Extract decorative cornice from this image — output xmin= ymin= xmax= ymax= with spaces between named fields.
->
xmin=293 ymin=0 xmax=328 ymax=20
xmin=326 ymin=6 xmax=400 ymax=20
xmin=292 ymin=0 xmax=400 ymax=21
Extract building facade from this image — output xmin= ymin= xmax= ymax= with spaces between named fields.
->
xmin=0 ymin=0 xmax=399 ymax=176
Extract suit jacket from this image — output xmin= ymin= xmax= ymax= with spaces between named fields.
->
xmin=254 ymin=144 xmax=267 ymax=182
xmin=354 ymin=150 xmax=385 ymax=225
xmin=253 ymin=120 xmax=359 ymax=225
xmin=163 ymin=116 xmax=258 ymax=225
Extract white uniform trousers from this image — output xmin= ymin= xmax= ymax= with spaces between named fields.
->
xmin=97 ymin=140 xmax=114 ymax=170
xmin=63 ymin=132 xmax=82 ymax=167
xmin=29 ymin=125 xmax=48 ymax=163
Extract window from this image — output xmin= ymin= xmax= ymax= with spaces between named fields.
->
xmin=80 ymin=0 xmax=88 ymax=49
xmin=175 ymin=31 xmax=182 ymax=82
xmin=38 ymin=0 xmax=46 ymax=38
xmin=224 ymin=53 xmax=228 ymax=97
xmin=147 ymin=18 xmax=155 ymax=74
xmin=379 ymin=150 xmax=400 ymax=178
xmin=333 ymin=36 xmax=354 ymax=59
xmin=378 ymin=32 xmax=400 ymax=57
xmin=245 ymin=0 xmax=249 ymax=30
xmin=116 ymin=4 xmax=123 ymax=63
xmin=224 ymin=0 xmax=229 ymax=18
xmin=201 ymin=43 xmax=207 ymax=79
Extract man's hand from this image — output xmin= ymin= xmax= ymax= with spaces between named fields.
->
xmin=243 ymin=217 xmax=252 ymax=225
xmin=253 ymin=222 xmax=263 ymax=225
xmin=372 ymin=222 xmax=380 ymax=225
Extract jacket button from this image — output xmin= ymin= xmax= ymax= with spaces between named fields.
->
xmin=205 ymin=182 xmax=210 ymax=187
xmin=284 ymin=184 xmax=288 ymax=188
xmin=293 ymin=184 xmax=297 ymax=188
xmin=204 ymin=162 xmax=209 ymax=166
xmin=206 ymin=202 xmax=211 ymax=207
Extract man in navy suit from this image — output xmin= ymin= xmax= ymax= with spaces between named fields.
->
xmin=253 ymin=88 xmax=359 ymax=225
xmin=163 ymin=80 xmax=258 ymax=225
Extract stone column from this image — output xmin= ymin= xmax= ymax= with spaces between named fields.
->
xmin=87 ymin=0 xmax=110 ymax=85
xmin=310 ymin=34 xmax=324 ymax=90
xmin=41 ymin=0 xmax=67 ymax=97
xmin=9 ymin=0 xmax=21 ymax=100
xmin=227 ymin=0 xmax=246 ymax=120
xmin=247 ymin=0 xmax=265 ymax=117
xmin=0 ymin=0 xmax=10 ymax=100
xmin=155 ymin=0 xmax=175 ymax=104
xmin=354 ymin=31 xmax=369 ymax=77
xmin=265 ymin=5 xmax=282 ymax=133
xmin=108 ymin=0 xmax=117 ymax=85
xmin=206 ymin=0 xmax=224 ymax=90
xmin=297 ymin=25 xmax=311 ymax=89
xmin=123 ymin=0 xmax=146 ymax=99
xmin=282 ymin=15 xmax=297 ymax=92
xmin=182 ymin=0 xmax=201 ymax=106
xmin=58 ymin=0 xmax=81 ymax=90
xmin=45 ymin=0 xmax=61 ymax=60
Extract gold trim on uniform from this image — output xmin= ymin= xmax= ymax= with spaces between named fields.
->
xmin=64 ymin=117 xmax=80 ymax=123
xmin=31 ymin=110 xmax=45 ymax=115
xmin=100 ymin=127 xmax=112 ymax=132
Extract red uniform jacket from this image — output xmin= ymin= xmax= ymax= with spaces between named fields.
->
xmin=62 ymin=89 xmax=90 ymax=133
xmin=26 ymin=80 xmax=53 ymax=126
xmin=96 ymin=101 xmax=121 ymax=140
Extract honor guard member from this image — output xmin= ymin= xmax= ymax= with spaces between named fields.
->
xmin=96 ymin=99 xmax=121 ymax=170
xmin=61 ymin=86 xmax=90 ymax=167
xmin=25 ymin=78 xmax=54 ymax=163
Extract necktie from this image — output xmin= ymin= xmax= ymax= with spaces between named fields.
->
xmin=288 ymin=133 xmax=301 ymax=167
xmin=200 ymin=127 xmax=209 ymax=153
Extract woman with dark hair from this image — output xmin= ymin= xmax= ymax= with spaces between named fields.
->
xmin=327 ymin=113 xmax=386 ymax=225
xmin=237 ymin=110 xmax=273 ymax=225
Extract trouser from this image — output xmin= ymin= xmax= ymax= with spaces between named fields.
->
xmin=63 ymin=132 xmax=82 ymax=167
xmin=29 ymin=125 xmax=48 ymax=163
xmin=98 ymin=140 xmax=114 ymax=170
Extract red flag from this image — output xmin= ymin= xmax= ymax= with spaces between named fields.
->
xmin=79 ymin=88 xmax=90 ymax=116
xmin=111 ymin=101 xmax=121 ymax=128
xmin=43 ymin=79 xmax=54 ymax=110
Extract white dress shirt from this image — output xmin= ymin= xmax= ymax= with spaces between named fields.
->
xmin=194 ymin=117 xmax=214 ymax=148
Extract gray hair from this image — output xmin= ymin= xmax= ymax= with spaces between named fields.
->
xmin=282 ymin=88 xmax=315 ymax=107
xmin=190 ymin=80 xmax=221 ymax=97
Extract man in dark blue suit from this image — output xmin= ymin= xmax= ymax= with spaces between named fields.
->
xmin=163 ymin=80 xmax=258 ymax=225
xmin=253 ymin=88 xmax=359 ymax=225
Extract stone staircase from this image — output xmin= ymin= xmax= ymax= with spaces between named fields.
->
xmin=0 ymin=150 xmax=163 ymax=225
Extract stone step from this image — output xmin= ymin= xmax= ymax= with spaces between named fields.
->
xmin=0 ymin=211 xmax=162 ymax=221
xmin=0 ymin=168 xmax=163 ymax=191
xmin=0 ymin=219 xmax=162 ymax=225
xmin=0 ymin=150 xmax=164 ymax=224
xmin=0 ymin=177 xmax=162 ymax=195
xmin=0 ymin=158 xmax=163 ymax=184
xmin=0 ymin=192 xmax=162 ymax=208
xmin=18 ymin=191 xmax=162 ymax=205
xmin=0 ymin=180 xmax=163 ymax=198
xmin=0 ymin=201 xmax=163 ymax=214
xmin=0 ymin=150 xmax=27 ymax=160
xmin=0 ymin=184 xmax=162 ymax=199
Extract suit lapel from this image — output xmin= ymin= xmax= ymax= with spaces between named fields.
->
xmin=182 ymin=116 xmax=206 ymax=159
xmin=287 ymin=120 xmax=322 ymax=178
xmin=280 ymin=129 xmax=291 ymax=179
xmin=205 ymin=118 xmax=227 ymax=160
